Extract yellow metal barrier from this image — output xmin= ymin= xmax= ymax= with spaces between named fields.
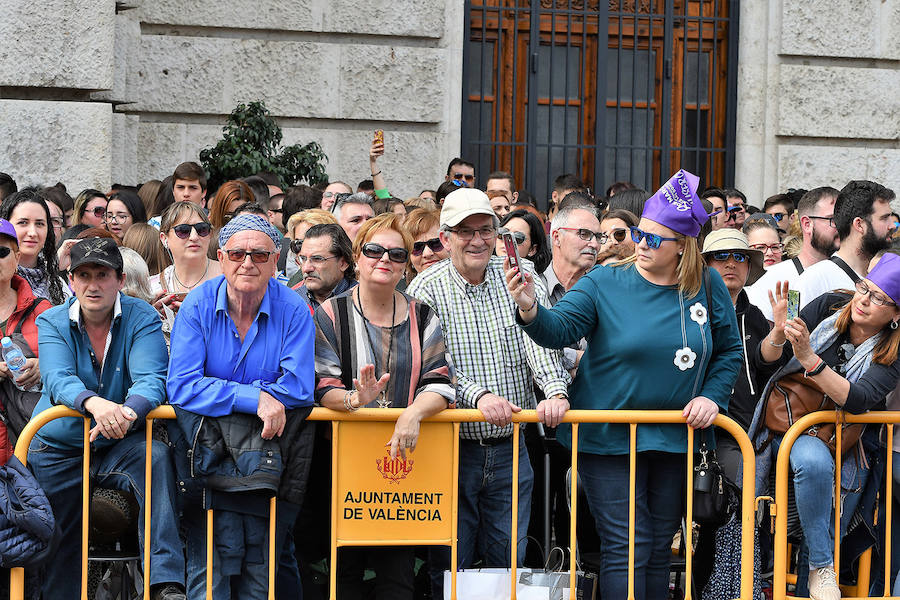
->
xmin=11 ymin=406 xmax=758 ymax=600
xmin=772 ymin=410 xmax=900 ymax=600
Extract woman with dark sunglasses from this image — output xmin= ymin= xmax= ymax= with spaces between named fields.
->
xmin=403 ymin=208 xmax=448 ymax=281
xmin=504 ymin=171 xmax=743 ymax=600
xmin=314 ymin=213 xmax=454 ymax=599
xmin=495 ymin=209 xmax=550 ymax=274
xmin=597 ymin=208 xmax=639 ymax=265
xmin=749 ymin=251 xmax=900 ymax=600
xmin=150 ymin=201 xmax=221 ymax=320
xmin=72 ymin=188 xmax=107 ymax=228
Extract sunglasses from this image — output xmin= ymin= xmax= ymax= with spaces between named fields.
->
xmin=769 ymin=212 xmax=788 ymax=222
xmin=172 ymin=222 xmax=211 ymax=239
xmin=599 ymin=228 xmax=628 ymax=244
xmin=361 ymin=243 xmax=408 ymax=263
xmin=452 ymin=173 xmax=475 ymax=182
xmin=328 ymin=193 xmax=354 ymax=213
xmin=86 ymin=206 xmax=106 ymax=219
xmin=412 ymin=237 xmax=444 ymax=256
xmin=289 ymin=238 xmax=304 ymax=255
xmin=498 ymin=228 xmax=526 ymax=244
xmin=629 ymin=227 xmax=679 ymax=250
xmin=711 ymin=251 xmax=749 ymax=263
xmin=224 ymin=249 xmax=275 ymax=264
xmin=0 ymin=247 xmax=12 ymax=259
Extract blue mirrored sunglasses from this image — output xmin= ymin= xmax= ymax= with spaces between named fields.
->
xmin=629 ymin=227 xmax=679 ymax=250
xmin=711 ymin=251 xmax=749 ymax=263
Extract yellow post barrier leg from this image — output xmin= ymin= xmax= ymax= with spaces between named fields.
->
xmin=330 ymin=421 xmax=339 ymax=600
xmin=451 ymin=423 xmax=460 ymax=600
xmin=510 ymin=422 xmax=520 ymax=600
xmin=569 ymin=423 xmax=579 ymax=600
xmin=144 ymin=419 xmax=154 ymax=600
xmin=206 ymin=509 xmax=214 ymax=599
xmin=834 ymin=419 xmax=842 ymax=587
xmin=628 ymin=423 xmax=636 ymax=600
xmin=268 ymin=497 xmax=277 ymax=600
xmin=684 ymin=427 xmax=694 ymax=600
xmin=887 ymin=427 xmax=894 ymax=597
xmin=82 ymin=418 xmax=90 ymax=600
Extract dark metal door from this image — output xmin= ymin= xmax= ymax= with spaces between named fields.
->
xmin=462 ymin=0 xmax=738 ymax=209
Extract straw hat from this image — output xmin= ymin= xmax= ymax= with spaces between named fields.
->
xmin=701 ymin=229 xmax=765 ymax=286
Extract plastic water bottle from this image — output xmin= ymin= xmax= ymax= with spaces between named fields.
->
xmin=1 ymin=337 xmax=38 ymax=392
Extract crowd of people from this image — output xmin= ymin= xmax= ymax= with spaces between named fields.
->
xmin=1 ymin=139 xmax=899 ymax=600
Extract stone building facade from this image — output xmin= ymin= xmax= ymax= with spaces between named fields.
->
xmin=0 ymin=0 xmax=897 ymax=200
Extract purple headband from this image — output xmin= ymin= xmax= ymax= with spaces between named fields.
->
xmin=640 ymin=169 xmax=707 ymax=237
xmin=867 ymin=252 xmax=900 ymax=304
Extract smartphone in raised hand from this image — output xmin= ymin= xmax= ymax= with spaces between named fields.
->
xmin=787 ymin=289 xmax=800 ymax=321
xmin=501 ymin=230 xmax=521 ymax=270
xmin=374 ymin=129 xmax=384 ymax=145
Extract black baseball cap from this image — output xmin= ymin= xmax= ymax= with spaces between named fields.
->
xmin=69 ymin=238 xmax=123 ymax=272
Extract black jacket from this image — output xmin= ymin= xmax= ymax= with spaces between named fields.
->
xmin=727 ymin=289 xmax=771 ymax=430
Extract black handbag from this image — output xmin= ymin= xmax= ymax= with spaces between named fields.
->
xmin=692 ymin=432 xmax=736 ymax=528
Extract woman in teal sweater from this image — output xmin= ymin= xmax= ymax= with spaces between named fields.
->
xmin=506 ymin=171 xmax=743 ymax=600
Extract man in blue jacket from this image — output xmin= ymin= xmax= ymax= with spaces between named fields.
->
xmin=30 ymin=237 xmax=185 ymax=600
xmin=167 ymin=214 xmax=315 ymax=599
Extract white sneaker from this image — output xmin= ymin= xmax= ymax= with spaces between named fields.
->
xmin=809 ymin=566 xmax=840 ymax=600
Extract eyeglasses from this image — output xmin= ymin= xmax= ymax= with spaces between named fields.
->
xmin=50 ymin=217 xmax=65 ymax=228
xmin=105 ymin=212 xmax=131 ymax=224
xmin=855 ymin=279 xmax=897 ymax=307
xmin=558 ymin=227 xmax=603 ymax=243
xmin=412 ymin=237 xmax=445 ymax=256
xmin=224 ymin=249 xmax=276 ymax=264
xmin=361 ymin=242 xmax=408 ymax=263
xmin=599 ymin=228 xmax=628 ymax=244
xmin=172 ymin=222 xmax=211 ymax=239
xmin=269 ymin=208 xmax=284 ymax=214
xmin=711 ymin=251 xmax=750 ymax=263
xmin=448 ymin=226 xmax=496 ymax=241
xmin=452 ymin=173 xmax=475 ymax=182
xmin=750 ymin=243 xmax=784 ymax=253
xmin=0 ymin=247 xmax=12 ymax=259
xmin=629 ymin=227 xmax=679 ymax=250
xmin=297 ymin=254 xmax=339 ymax=266
xmin=498 ymin=228 xmax=526 ymax=244
xmin=807 ymin=215 xmax=835 ymax=227
xmin=289 ymin=238 xmax=304 ymax=255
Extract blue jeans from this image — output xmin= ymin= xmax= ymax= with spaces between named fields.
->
xmin=183 ymin=501 xmax=301 ymax=600
xmin=430 ymin=432 xmax=534 ymax=597
xmin=578 ymin=451 xmax=685 ymax=600
xmin=28 ymin=433 xmax=185 ymax=600
xmin=782 ymin=434 xmax=868 ymax=569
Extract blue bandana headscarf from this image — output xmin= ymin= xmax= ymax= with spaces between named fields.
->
xmin=218 ymin=213 xmax=282 ymax=249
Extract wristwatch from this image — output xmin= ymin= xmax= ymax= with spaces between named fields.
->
xmin=804 ymin=359 xmax=827 ymax=378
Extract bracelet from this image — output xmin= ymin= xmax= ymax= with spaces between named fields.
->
xmin=522 ymin=296 xmax=537 ymax=313
xmin=804 ymin=358 xmax=826 ymax=378
xmin=343 ymin=390 xmax=360 ymax=412
xmin=371 ymin=170 xmax=382 ymax=177
xmin=769 ymin=339 xmax=786 ymax=347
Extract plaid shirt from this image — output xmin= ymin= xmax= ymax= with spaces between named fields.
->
xmin=407 ymin=256 xmax=570 ymax=440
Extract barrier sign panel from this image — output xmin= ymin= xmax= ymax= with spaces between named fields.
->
xmin=334 ymin=420 xmax=455 ymax=543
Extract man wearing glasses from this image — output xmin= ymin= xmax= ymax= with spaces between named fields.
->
xmin=407 ymin=188 xmax=570 ymax=597
xmin=746 ymin=187 xmax=840 ymax=321
xmin=723 ymin=188 xmax=749 ymax=230
xmin=444 ymin=157 xmax=476 ymax=188
xmin=167 ymin=213 xmax=315 ymax=599
xmin=292 ymin=223 xmax=356 ymax=309
xmin=794 ymin=181 xmax=895 ymax=311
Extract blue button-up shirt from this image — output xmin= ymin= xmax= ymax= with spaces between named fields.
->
xmin=167 ymin=275 xmax=315 ymax=416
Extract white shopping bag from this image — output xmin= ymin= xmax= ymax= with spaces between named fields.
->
xmin=443 ymin=568 xmax=571 ymax=600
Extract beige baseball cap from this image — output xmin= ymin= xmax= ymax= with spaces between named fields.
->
xmin=439 ymin=188 xmax=496 ymax=228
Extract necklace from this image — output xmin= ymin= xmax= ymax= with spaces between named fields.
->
xmin=356 ymin=287 xmax=396 ymax=409
xmin=171 ymin=258 xmax=210 ymax=292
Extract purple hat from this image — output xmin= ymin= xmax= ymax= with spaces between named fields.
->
xmin=640 ymin=169 xmax=707 ymax=237
xmin=0 ymin=219 xmax=17 ymax=245
xmin=867 ymin=252 xmax=900 ymax=304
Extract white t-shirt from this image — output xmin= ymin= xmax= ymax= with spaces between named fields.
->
xmin=794 ymin=256 xmax=862 ymax=310
xmin=746 ymin=257 xmax=804 ymax=321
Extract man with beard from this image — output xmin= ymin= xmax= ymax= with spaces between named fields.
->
xmin=793 ymin=181 xmax=895 ymax=310
xmin=746 ymin=187 xmax=840 ymax=320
